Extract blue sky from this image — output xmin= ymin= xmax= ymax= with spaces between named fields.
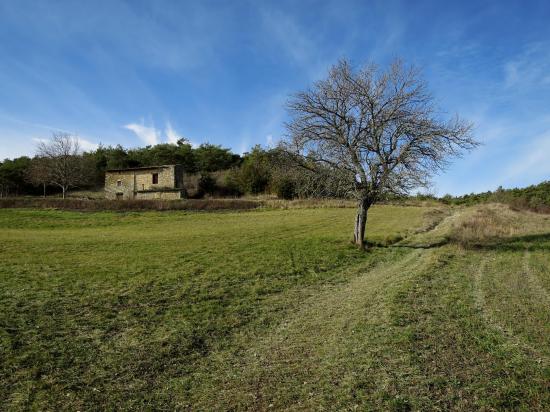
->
xmin=1 ymin=0 xmax=549 ymax=195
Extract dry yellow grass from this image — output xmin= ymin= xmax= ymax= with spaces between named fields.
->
xmin=448 ymin=203 xmax=549 ymax=247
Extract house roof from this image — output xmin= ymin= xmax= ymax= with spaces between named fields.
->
xmin=106 ymin=165 xmax=176 ymax=173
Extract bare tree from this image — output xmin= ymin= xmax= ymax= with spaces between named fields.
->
xmin=36 ymin=132 xmax=85 ymax=198
xmin=25 ymin=157 xmax=51 ymax=198
xmin=285 ymin=59 xmax=478 ymax=248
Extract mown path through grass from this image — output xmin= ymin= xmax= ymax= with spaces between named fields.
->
xmin=188 ymin=249 xmax=428 ymax=410
xmin=189 ymin=247 xmax=549 ymax=411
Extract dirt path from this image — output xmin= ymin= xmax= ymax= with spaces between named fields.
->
xmin=394 ymin=206 xmax=464 ymax=248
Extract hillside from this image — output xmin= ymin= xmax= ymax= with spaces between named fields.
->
xmin=0 ymin=204 xmax=549 ymax=410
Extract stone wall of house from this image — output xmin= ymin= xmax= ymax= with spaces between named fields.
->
xmin=105 ymin=165 xmax=183 ymax=200
xmin=105 ymin=170 xmax=136 ymax=200
xmin=134 ymin=167 xmax=175 ymax=191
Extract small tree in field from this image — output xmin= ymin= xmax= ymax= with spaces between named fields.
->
xmin=25 ymin=157 xmax=51 ymax=197
xmin=285 ymin=59 xmax=478 ymax=248
xmin=36 ymin=132 xmax=85 ymax=198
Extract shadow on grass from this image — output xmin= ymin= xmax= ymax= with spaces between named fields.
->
xmin=387 ymin=232 xmax=550 ymax=252
xmin=464 ymin=232 xmax=550 ymax=252
xmin=388 ymin=239 xmax=449 ymax=249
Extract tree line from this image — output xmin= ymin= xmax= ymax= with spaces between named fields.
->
xmin=439 ymin=182 xmax=550 ymax=213
xmin=0 ymin=133 xmax=349 ymax=199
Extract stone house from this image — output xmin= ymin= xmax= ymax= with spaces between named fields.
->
xmin=105 ymin=165 xmax=186 ymax=200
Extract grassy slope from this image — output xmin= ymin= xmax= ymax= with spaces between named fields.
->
xmin=0 ymin=204 xmax=549 ymax=410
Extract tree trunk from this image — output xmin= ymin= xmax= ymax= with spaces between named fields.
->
xmin=43 ymin=183 xmax=46 ymax=198
xmin=62 ymin=186 xmax=66 ymax=199
xmin=353 ymin=198 xmax=369 ymax=249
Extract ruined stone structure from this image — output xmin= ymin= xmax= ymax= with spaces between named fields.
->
xmin=105 ymin=165 xmax=186 ymax=200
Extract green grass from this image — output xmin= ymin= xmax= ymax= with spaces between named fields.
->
xmin=1 ymin=204 xmax=549 ymax=410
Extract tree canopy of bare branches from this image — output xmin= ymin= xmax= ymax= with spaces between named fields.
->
xmin=25 ymin=156 xmax=51 ymax=197
xmin=36 ymin=132 xmax=87 ymax=198
xmin=285 ymin=59 xmax=479 ymax=248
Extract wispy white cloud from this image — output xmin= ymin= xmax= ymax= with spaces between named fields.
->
xmin=124 ymin=122 xmax=160 ymax=146
xmin=260 ymin=8 xmax=313 ymax=66
xmin=165 ymin=121 xmax=182 ymax=144
xmin=0 ymin=2 xmax=224 ymax=72
xmin=124 ymin=120 xmax=201 ymax=147
xmin=257 ymin=6 xmax=332 ymax=81
xmin=503 ymin=42 xmax=550 ymax=90
xmin=78 ymin=137 xmax=99 ymax=152
xmin=0 ymin=113 xmax=100 ymax=158
xmin=0 ymin=113 xmax=75 ymax=135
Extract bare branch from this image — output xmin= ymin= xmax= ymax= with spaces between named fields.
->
xmin=36 ymin=132 xmax=86 ymax=198
xmin=284 ymin=58 xmax=479 ymax=247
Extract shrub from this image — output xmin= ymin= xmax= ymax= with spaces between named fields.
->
xmin=237 ymin=146 xmax=271 ymax=194
xmin=223 ymin=169 xmax=244 ymax=197
xmin=198 ymin=174 xmax=217 ymax=197
xmin=276 ymin=178 xmax=295 ymax=200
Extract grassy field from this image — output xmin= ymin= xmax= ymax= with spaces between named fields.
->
xmin=0 ymin=204 xmax=549 ymax=410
